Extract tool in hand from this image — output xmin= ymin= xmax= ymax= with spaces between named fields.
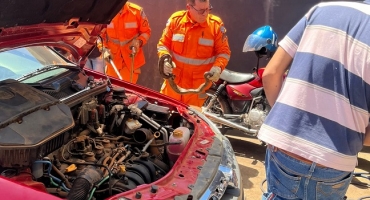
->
xmin=129 ymin=45 xmax=137 ymax=83
xmin=158 ymin=54 xmax=213 ymax=94
xmin=102 ymin=48 xmax=122 ymax=80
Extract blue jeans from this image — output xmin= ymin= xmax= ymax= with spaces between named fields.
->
xmin=262 ymin=146 xmax=353 ymax=200
xmin=85 ymin=57 xmax=105 ymax=73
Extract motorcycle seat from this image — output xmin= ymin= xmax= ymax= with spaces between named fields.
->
xmin=220 ymin=69 xmax=255 ymax=84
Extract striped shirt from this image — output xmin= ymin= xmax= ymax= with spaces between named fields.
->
xmin=258 ymin=0 xmax=370 ymax=172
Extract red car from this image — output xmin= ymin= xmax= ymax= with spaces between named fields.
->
xmin=0 ymin=0 xmax=243 ymax=199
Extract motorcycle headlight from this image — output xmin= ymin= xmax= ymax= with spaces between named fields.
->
xmin=189 ymin=108 xmax=243 ymax=200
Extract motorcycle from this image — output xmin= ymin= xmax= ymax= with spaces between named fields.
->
xmin=157 ymin=25 xmax=278 ymax=137
xmin=202 ymin=25 xmax=279 ymax=137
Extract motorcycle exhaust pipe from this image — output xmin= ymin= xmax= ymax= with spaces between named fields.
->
xmin=202 ymin=111 xmax=258 ymax=137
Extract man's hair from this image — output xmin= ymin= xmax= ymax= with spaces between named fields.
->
xmin=187 ymin=0 xmax=208 ymax=4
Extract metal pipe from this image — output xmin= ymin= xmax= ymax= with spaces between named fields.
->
xmin=60 ymin=87 xmax=90 ymax=102
xmin=203 ymin=111 xmax=258 ymax=136
xmin=129 ymin=46 xmax=137 ymax=83
xmin=142 ymin=137 xmax=155 ymax=152
xmin=140 ymin=113 xmax=169 ymax=144
xmin=133 ymin=128 xmax=152 ymax=144
xmin=248 ymin=96 xmax=262 ymax=114
xmin=108 ymin=58 xmax=123 ymax=80
xmin=116 ymin=150 xmax=131 ymax=164
xmin=128 ymin=104 xmax=169 ymax=143
xmin=52 ymin=165 xmax=72 ymax=189
xmin=222 ymin=114 xmax=242 ymax=118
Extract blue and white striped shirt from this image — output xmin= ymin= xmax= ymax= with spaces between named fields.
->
xmin=258 ymin=0 xmax=370 ymax=171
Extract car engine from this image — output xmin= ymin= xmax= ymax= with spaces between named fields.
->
xmin=0 ymin=71 xmax=194 ymax=199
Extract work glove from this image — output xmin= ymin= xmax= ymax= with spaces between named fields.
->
xmin=208 ymin=66 xmax=222 ymax=82
xmin=96 ymin=38 xmax=103 ymax=52
xmin=163 ymin=59 xmax=176 ymax=75
xmin=102 ymin=48 xmax=113 ymax=60
xmin=129 ymin=39 xmax=142 ymax=55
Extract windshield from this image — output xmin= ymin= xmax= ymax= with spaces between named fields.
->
xmin=0 ymin=46 xmax=73 ymax=83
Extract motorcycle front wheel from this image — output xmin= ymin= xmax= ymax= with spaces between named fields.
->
xmin=203 ymin=89 xmax=232 ymax=135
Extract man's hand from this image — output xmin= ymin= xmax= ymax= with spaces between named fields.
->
xmin=102 ymin=48 xmax=113 ymax=60
xmin=164 ymin=59 xmax=176 ymax=75
xmin=208 ymin=66 xmax=222 ymax=82
xmin=96 ymin=40 xmax=103 ymax=52
xmin=130 ymin=39 xmax=142 ymax=54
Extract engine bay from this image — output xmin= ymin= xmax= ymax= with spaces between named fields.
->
xmin=0 ymin=70 xmax=194 ymax=199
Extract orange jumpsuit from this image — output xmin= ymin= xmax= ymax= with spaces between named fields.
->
xmin=157 ymin=11 xmax=230 ymax=107
xmin=102 ymin=2 xmax=151 ymax=83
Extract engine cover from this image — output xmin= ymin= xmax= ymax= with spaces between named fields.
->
xmin=243 ymin=107 xmax=267 ymax=130
xmin=0 ymin=79 xmax=74 ymax=167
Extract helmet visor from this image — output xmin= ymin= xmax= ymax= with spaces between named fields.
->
xmin=242 ymin=34 xmax=270 ymax=52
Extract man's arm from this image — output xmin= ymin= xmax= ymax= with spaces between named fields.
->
xmin=213 ymin=21 xmax=231 ymax=71
xmin=157 ymin=18 xmax=174 ymax=58
xmin=137 ymin=8 xmax=151 ymax=46
xmin=262 ymin=47 xmax=293 ymax=106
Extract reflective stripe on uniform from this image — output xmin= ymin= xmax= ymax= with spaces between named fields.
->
xmin=198 ymin=38 xmax=214 ymax=46
xmin=157 ymin=45 xmax=170 ymax=52
xmin=125 ymin=22 xmax=138 ymax=29
xmin=106 ymin=34 xmax=139 ymax=46
xmin=172 ymin=52 xmax=215 ymax=66
xmin=172 ymin=34 xmax=185 ymax=42
xmin=217 ymin=53 xmax=230 ymax=61
xmin=140 ymin=10 xmax=146 ymax=18
xmin=140 ymin=33 xmax=150 ymax=40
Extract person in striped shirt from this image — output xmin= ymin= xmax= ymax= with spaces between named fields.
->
xmin=259 ymin=1 xmax=370 ymax=199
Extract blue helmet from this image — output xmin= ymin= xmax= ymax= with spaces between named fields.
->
xmin=242 ymin=25 xmax=278 ymax=57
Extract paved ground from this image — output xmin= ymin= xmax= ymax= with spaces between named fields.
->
xmin=226 ymin=130 xmax=370 ymax=200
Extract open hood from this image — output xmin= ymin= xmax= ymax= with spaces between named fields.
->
xmin=0 ymin=0 xmax=127 ymax=62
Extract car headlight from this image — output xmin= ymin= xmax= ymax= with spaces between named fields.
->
xmin=189 ymin=108 xmax=243 ymax=200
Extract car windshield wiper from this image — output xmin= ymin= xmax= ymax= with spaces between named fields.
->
xmin=16 ymin=64 xmax=79 ymax=82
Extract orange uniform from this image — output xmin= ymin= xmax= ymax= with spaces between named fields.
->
xmin=102 ymin=2 xmax=151 ymax=83
xmin=157 ymin=11 xmax=230 ymax=106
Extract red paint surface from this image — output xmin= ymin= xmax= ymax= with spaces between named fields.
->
xmin=226 ymin=68 xmax=265 ymax=100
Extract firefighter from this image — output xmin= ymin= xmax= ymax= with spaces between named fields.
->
xmin=157 ymin=0 xmax=231 ymax=107
xmin=101 ymin=1 xmax=151 ymax=83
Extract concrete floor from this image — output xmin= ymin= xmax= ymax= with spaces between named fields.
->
xmin=226 ymin=130 xmax=370 ymax=200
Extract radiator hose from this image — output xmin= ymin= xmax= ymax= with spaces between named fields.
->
xmin=67 ymin=167 xmax=103 ymax=200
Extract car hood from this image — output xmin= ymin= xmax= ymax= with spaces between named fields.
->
xmin=0 ymin=0 xmax=127 ymax=64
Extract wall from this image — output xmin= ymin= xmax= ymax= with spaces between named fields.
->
xmin=130 ymin=0 xmax=356 ymax=91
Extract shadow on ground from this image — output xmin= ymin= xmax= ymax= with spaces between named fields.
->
xmin=224 ymin=129 xmax=267 ymax=191
xmin=225 ymin=129 xmax=266 ymax=161
xmin=357 ymin=156 xmax=370 ymax=173
xmin=237 ymin=163 xmax=262 ymax=191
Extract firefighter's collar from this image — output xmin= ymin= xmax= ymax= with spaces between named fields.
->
xmin=185 ymin=11 xmax=209 ymax=28
xmin=120 ymin=3 xmax=129 ymax=14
